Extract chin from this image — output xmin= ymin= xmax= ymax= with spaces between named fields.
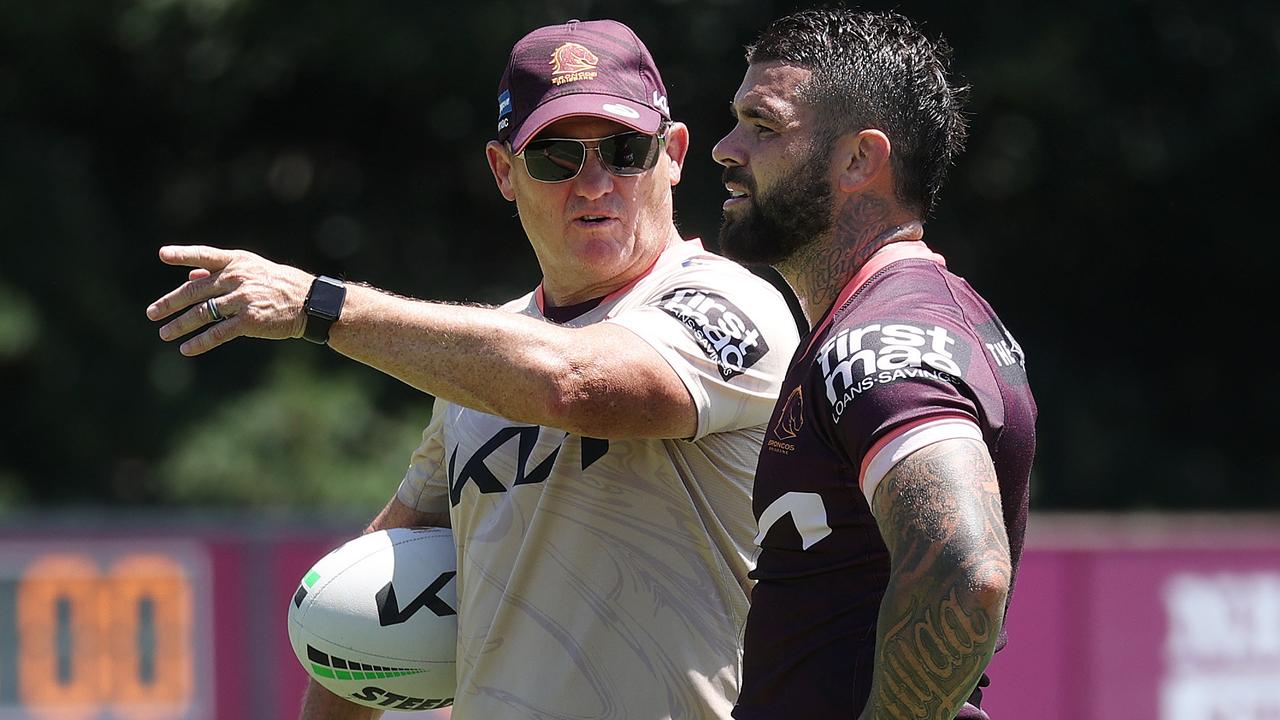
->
xmin=569 ymin=233 xmax=634 ymax=271
xmin=719 ymin=214 xmax=796 ymax=266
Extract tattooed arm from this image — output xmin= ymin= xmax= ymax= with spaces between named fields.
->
xmin=858 ymin=438 xmax=1011 ymax=720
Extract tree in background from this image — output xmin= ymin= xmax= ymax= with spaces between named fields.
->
xmin=1 ymin=0 xmax=1277 ymax=511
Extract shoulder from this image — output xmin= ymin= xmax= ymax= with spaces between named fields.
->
xmin=827 ymin=259 xmax=981 ymax=346
xmin=620 ymin=244 xmax=798 ymax=335
xmin=612 ymin=246 xmax=800 ymax=376
xmin=497 ymin=290 xmax=538 ymax=315
xmin=842 ymin=258 xmax=1030 ymax=386
xmin=649 ymin=245 xmax=788 ymax=298
xmin=857 ymin=258 xmax=960 ymax=310
xmin=813 ymin=284 xmax=982 ymax=406
xmin=795 ymin=264 xmax=986 ymax=450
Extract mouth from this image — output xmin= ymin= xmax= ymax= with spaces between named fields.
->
xmin=723 ymin=183 xmax=752 ymax=211
xmin=572 ymin=212 xmax=621 ymax=228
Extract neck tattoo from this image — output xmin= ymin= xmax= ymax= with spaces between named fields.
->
xmin=778 ymin=194 xmax=922 ymax=325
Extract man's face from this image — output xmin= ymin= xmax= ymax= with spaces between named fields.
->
xmin=713 ymin=62 xmax=835 ymax=265
xmin=486 ymin=116 xmax=687 ymax=303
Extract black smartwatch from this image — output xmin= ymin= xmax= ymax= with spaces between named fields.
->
xmin=302 ymin=275 xmax=347 ymax=344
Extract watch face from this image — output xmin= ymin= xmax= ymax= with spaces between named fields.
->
xmin=308 ymin=278 xmax=346 ymax=320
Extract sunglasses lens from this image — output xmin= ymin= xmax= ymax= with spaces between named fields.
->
xmin=599 ymin=133 xmax=660 ymax=175
xmin=523 ymin=140 xmax=586 ymax=182
xmin=521 ymin=131 xmax=663 ymax=182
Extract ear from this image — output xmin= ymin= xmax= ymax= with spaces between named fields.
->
xmin=662 ymin=121 xmax=690 ymax=187
xmin=486 ymin=140 xmax=517 ymax=202
xmin=835 ymin=129 xmax=892 ymax=195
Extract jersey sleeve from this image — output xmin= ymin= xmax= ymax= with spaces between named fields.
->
xmin=810 ymin=319 xmax=984 ymax=490
xmin=395 ymin=396 xmax=451 ymax=514
xmin=859 ymin=416 xmax=984 ymax=503
xmin=607 ymin=262 xmax=800 ymax=440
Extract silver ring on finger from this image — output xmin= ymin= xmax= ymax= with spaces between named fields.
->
xmin=206 ymin=297 xmax=224 ymax=323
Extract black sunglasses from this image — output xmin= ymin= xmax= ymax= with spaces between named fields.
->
xmin=517 ymin=128 xmax=666 ymax=183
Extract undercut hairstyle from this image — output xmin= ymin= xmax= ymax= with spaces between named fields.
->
xmin=747 ymin=8 xmax=969 ymax=217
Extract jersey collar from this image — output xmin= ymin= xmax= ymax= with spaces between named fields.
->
xmin=802 ymin=240 xmax=946 ymax=357
xmin=533 ymin=238 xmax=705 ymax=317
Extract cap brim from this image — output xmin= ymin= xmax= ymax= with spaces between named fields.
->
xmin=509 ymin=94 xmax=665 ymax=153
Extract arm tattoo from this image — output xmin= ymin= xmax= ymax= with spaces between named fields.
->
xmin=865 ymin=438 xmax=1010 ymax=720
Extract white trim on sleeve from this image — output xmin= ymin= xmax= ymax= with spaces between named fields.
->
xmin=861 ymin=417 xmax=984 ymax=504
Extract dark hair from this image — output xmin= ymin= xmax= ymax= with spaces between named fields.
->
xmin=747 ymin=8 xmax=969 ymax=216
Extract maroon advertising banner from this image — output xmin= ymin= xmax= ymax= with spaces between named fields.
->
xmin=0 ymin=513 xmax=1277 ymax=719
xmin=985 ymin=516 xmax=1280 ymax=720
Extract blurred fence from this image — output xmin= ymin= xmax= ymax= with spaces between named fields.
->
xmin=0 ymin=511 xmax=1275 ymax=719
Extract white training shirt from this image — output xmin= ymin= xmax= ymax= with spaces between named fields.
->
xmin=397 ymin=239 xmax=799 ymax=720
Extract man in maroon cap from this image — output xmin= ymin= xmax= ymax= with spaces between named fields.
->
xmin=146 ymin=18 xmax=799 ymax=720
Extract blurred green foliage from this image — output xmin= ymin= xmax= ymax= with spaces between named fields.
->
xmin=1 ymin=0 xmax=1277 ymax=512
xmin=157 ymin=349 xmax=428 ymax=507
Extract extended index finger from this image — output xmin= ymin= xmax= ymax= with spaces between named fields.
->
xmin=147 ymin=246 xmax=234 ymax=322
xmin=146 ymin=275 xmax=217 ymax=322
xmin=158 ymin=245 xmax=235 ymax=271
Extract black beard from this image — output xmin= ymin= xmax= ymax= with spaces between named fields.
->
xmin=718 ymin=151 xmax=834 ymax=266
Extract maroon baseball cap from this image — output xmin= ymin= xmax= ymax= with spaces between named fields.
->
xmin=496 ymin=19 xmax=671 ymax=153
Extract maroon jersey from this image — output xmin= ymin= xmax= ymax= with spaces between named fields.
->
xmin=734 ymin=242 xmax=1036 ymax=719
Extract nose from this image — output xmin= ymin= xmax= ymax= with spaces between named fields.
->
xmin=573 ymin=149 xmax=614 ymax=200
xmin=712 ymin=126 xmax=744 ymax=168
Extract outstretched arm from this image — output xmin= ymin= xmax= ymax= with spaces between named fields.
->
xmin=859 ymin=437 xmax=1011 ymax=720
xmin=145 ymin=245 xmax=696 ymax=439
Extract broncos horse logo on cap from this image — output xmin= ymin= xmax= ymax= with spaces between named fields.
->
xmin=549 ymin=42 xmax=599 ymax=85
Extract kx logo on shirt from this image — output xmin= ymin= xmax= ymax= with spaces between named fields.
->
xmin=448 ymin=427 xmax=608 ymax=506
xmin=659 ymin=289 xmax=769 ymax=381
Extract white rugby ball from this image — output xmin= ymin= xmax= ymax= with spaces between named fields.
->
xmin=288 ymin=527 xmax=457 ymax=711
